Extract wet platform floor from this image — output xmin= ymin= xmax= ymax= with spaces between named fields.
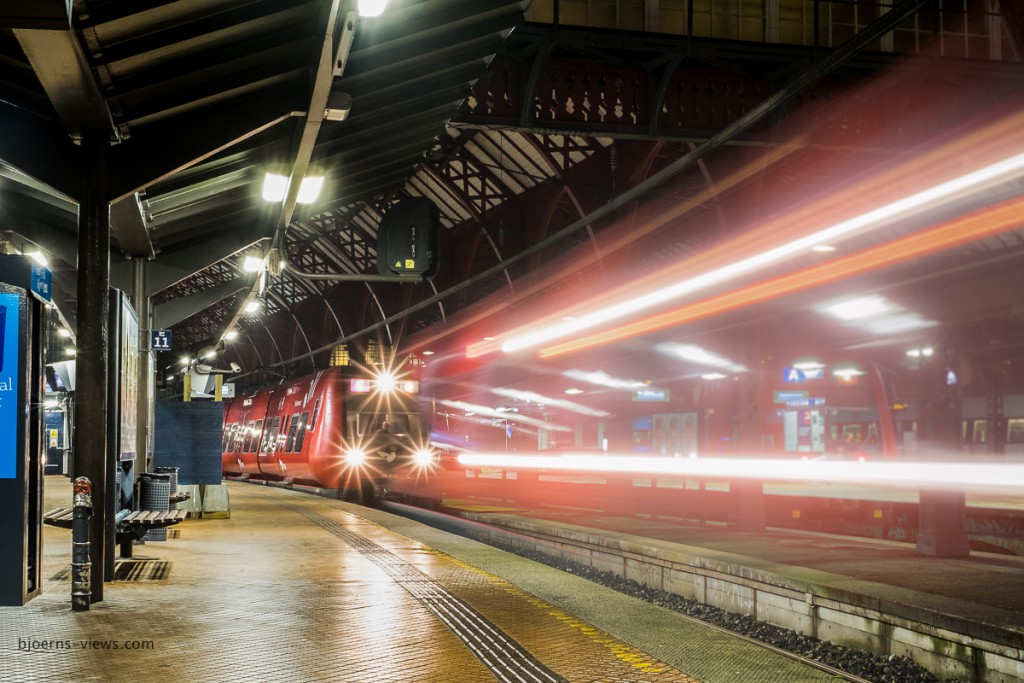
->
xmin=1 ymin=478 xmax=839 ymax=683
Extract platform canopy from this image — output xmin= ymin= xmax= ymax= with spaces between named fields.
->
xmin=1 ymin=1 xmax=1023 ymax=386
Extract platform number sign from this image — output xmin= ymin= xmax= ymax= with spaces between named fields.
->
xmin=151 ymin=329 xmax=172 ymax=352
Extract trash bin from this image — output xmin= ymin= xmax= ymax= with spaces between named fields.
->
xmin=155 ymin=466 xmax=179 ymax=508
xmin=139 ymin=472 xmax=171 ymax=541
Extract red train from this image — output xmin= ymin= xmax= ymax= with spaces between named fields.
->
xmin=220 ymin=365 xmax=435 ymax=498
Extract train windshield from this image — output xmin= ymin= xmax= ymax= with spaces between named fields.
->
xmin=347 ymin=411 xmax=420 ymax=438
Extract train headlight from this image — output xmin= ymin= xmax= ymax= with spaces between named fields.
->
xmin=375 ymin=371 xmax=397 ymax=394
xmin=345 ymin=447 xmax=367 ymax=467
xmin=411 ymin=447 xmax=434 ymax=468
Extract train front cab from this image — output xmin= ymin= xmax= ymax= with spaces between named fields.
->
xmin=221 ymin=387 xmax=276 ymax=478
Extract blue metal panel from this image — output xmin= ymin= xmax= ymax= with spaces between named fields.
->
xmin=154 ymin=400 xmax=224 ymax=485
xmin=0 ymin=293 xmax=19 ymax=478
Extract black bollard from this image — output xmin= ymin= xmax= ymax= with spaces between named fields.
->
xmin=71 ymin=477 xmax=93 ymax=611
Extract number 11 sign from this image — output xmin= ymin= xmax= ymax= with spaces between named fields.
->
xmin=151 ymin=329 xmax=172 ymax=351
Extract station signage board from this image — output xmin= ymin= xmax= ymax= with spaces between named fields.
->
xmin=151 ymin=329 xmax=172 ymax=351
xmin=773 ymin=390 xmax=808 ymax=404
xmin=30 ymin=265 xmax=51 ymax=303
xmin=782 ymin=366 xmax=823 ymax=382
xmin=633 ymin=388 xmax=670 ymax=402
xmin=0 ymin=292 xmax=20 ymax=478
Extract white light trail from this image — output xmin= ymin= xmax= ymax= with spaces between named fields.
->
xmin=438 ymin=400 xmax=573 ymax=433
xmin=499 ymin=151 xmax=1024 ymax=353
xmin=562 ymin=369 xmax=646 ymax=390
xmin=490 ymin=387 xmax=611 ymax=417
xmin=456 ymin=453 xmax=1024 ymax=493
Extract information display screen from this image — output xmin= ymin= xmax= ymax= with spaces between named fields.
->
xmin=0 ymin=292 xmax=20 ymax=478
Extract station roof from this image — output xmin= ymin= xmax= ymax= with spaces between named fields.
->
xmin=2 ymin=1 xmax=1024 ymax=386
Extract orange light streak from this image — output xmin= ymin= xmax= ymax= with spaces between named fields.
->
xmin=492 ymin=107 xmax=1024 ymax=356
xmin=539 ymin=195 xmax=1024 ymax=358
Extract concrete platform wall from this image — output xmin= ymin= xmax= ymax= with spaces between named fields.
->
xmin=464 ymin=514 xmax=1024 ymax=683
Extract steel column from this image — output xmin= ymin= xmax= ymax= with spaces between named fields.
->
xmin=132 ymin=257 xmax=152 ymax=477
xmin=74 ymin=131 xmax=110 ymax=600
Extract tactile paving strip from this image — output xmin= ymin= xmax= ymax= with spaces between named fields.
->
xmin=278 ymin=496 xmax=701 ymax=683
xmin=281 ymin=500 xmax=568 ymax=683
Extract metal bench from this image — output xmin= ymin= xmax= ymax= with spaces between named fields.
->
xmin=43 ymin=507 xmax=188 ymax=558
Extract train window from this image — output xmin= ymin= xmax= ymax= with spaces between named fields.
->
xmin=309 ymin=399 xmax=321 ymax=432
xmin=285 ymin=415 xmax=300 ymax=452
xmin=222 ymin=425 xmax=231 ymax=452
xmin=242 ymin=421 xmax=256 ymax=452
xmin=972 ymin=420 xmax=988 ymax=444
xmin=293 ymin=412 xmax=310 ymax=452
xmin=261 ymin=417 xmax=280 ymax=454
xmin=250 ymin=420 xmax=263 ymax=453
xmin=347 ymin=413 xmax=362 ymax=437
xmin=1007 ymin=419 xmax=1024 ymax=444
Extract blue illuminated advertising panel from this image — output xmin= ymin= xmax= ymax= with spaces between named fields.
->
xmin=0 ymin=292 xmax=19 ymax=478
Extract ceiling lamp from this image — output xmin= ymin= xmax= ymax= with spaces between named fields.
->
xmin=296 ymin=175 xmax=323 ymax=204
xmin=261 ymin=173 xmax=288 ymax=202
xmin=261 ymin=172 xmax=324 ymax=204
xmin=359 ymin=0 xmax=387 ymax=17
xmin=242 ymin=255 xmax=264 ymax=273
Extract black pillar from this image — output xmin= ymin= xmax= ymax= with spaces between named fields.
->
xmin=915 ymin=349 xmax=970 ymax=558
xmin=74 ymin=131 xmax=110 ymax=600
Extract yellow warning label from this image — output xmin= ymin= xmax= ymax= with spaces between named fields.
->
xmin=394 ymin=260 xmax=402 ymax=268
xmin=404 ymin=259 xmax=415 ymax=269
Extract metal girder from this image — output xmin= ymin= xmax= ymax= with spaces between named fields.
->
xmin=152 ymin=276 xmax=251 ymax=330
xmin=109 ymin=192 xmax=154 ymax=258
xmin=111 ymin=233 xmax=265 ymax=297
xmin=13 ymin=3 xmax=120 ymax=143
xmin=0 ymin=227 xmax=78 ymax=270
xmin=0 ymin=2 xmax=68 ymax=29
xmin=105 ymin=97 xmax=303 ymax=203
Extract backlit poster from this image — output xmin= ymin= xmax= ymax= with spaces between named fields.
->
xmin=0 ymin=292 xmax=20 ymax=478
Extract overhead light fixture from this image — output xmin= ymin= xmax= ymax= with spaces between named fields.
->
xmin=58 ymin=329 xmax=71 ymax=338
xmin=701 ymin=373 xmax=728 ymax=380
xmin=656 ymin=342 xmax=747 ymax=373
xmin=833 ymin=367 xmax=865 ymax=380
xmin=324 ymin=91 xmax=353 ymax=122
xmin=180 ymin=356 xmax=191 ymax=365
xmin=243 ymin=255 xmax=264 ymax=273
xmin=262 ymin=171 xmax=324 ymax=204
xmin=906 ymin=347 xmax=934 ymax=358
xmin=359 ymin=0 xmax=387 ymax=17
xmin=823 ymin=295 xmax=891 ymax=321
xmin=564 ymin=388 xmax=584 ymax=395
xmin=27 ymin=251 xmax=47 ymax=266
xmin=812 ymin=245 xmax=836 ymax=253
xmin=225 ymin=330 xmax=238 ymax=341
xmin=65 ymin=348 xmax=76 ymax=357
xmin=261 ymin=172 xmax=289 ymax=202
xmin=296 ymin=175 xmax=324 ymax=204
xmin=245 ymin=300 xmax=262 ymax=314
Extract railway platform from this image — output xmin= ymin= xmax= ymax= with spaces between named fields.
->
xmin=6 ymin=477 xmax=843 ymax=683
xmin=415 ymin=497 xmax=1024 ymax=683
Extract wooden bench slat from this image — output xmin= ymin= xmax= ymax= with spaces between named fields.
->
xmin=45 ymin=506 xmax=186 ymax=530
